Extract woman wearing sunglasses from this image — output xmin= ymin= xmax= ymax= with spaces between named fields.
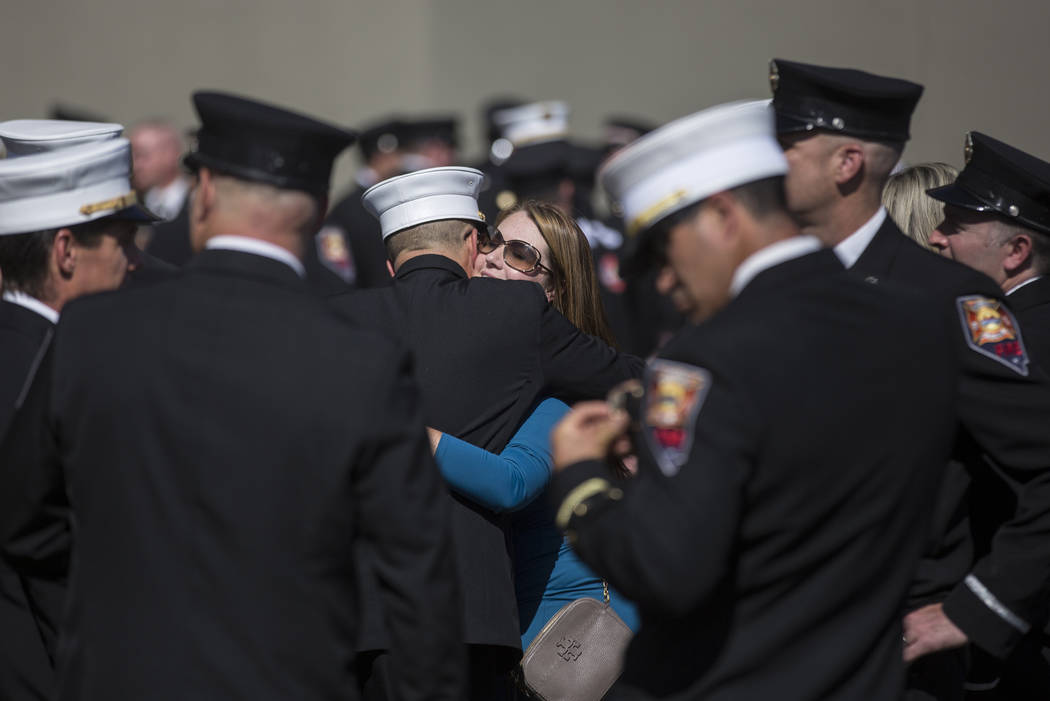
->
xmin=428 ymin=200 xmax=638 ymax=652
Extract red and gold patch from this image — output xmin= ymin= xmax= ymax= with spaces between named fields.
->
xmin=957 ymin=295 xmax=1029 ymax=375
xmin=315 ymin=226 xmax=355 ymax=284
xmin=643 ymin=360 xmax=712 ymax=477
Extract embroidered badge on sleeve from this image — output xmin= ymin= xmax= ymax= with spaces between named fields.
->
xmin=315 ymin=226 xmax=356 ymax=284
xmin=956 ymin=295 xmax=1029 ymax=376
xmin=643 ymin=359 xmax=712 ymax=477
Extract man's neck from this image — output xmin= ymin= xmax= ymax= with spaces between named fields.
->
xmin=800 ymin=196 xmax=882 ymax=248
xmin=4 ymin=288 xmax=63 ymax=319
xmin=153 ymin=173 xmax=184 ymax=192
xmin=1002 ymin=268 xmax=1043 ymax=295
xmin=393 ymin=249 xmax=470 ymax=276
xmin=200 ymin=227 xmax=304 ymax=263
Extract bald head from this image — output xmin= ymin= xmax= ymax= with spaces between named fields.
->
xmin=129 ymin=120 xmax=183 ymax=192
xmin=189 ymin=169 xmax=322 ymax=257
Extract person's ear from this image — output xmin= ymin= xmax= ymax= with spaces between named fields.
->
xmin=386 ymin=260 xmax=396 ymax=278
xmin=833 ymin=142 xmax=865 ymax=185
xmin=703 ymin=191 xmax=739 ymax=244
xmin=194 ymin=169 xmax=216 ymax=221
xmin=1002 ymin=232 xmax=1034 ymax=276
xmin=53 ymin=228 xmax=77 ymax=278
xmin=467 ymin=226 xmax=478 ymax=260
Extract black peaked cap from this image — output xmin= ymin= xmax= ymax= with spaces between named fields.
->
xmin=402 ymin=116 xmax=459 ymax=149
xmin=928 ymin=132 xmax=1050 ymax=235
xmin=770 ymin=59 xmax=923 ymax=141
xmin=357 ymin=118 xmax=405 ymax=161
xmin=184 ymin=91 xmax=356 ymax=196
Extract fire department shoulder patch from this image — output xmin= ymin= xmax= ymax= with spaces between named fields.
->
xmin=643 ymin=360 xmax=712 ymax=477
xmin=956 ymin=295 xmax=1029 ymax=376
xmin=315 ymin=226 xmax=356 ymax=284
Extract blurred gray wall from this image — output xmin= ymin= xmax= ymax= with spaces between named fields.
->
xmin=3 ymin=0 xmax=1049 ymax=195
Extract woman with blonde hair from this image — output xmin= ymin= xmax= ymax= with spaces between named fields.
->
xmin=883 ymin=162 xmax=959 ymax=250
xmin=429 ymin=200 xmax=638 ymax=652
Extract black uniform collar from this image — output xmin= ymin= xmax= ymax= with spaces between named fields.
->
xmin=394 ymin=253 xmax=470 ymax=281
xmin=0 ymin=298 xmax=56 ymax=335
xmin=734 ymin=248 xmax=844 ymax=304
xmin=849 ymin=215 xmax=908 ymax=276
xmin=1007 ymin=276 xmax=1050 ymax=312
xmin=187 ymin=248 xmax=307 ymax=290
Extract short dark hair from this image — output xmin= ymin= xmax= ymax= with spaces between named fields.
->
xmin=729 ymin=175 xmax=788 ymax=218
xmin=0 ymin=218 xmax=114 ymax=297
xmin=628 ymin=176 xmax=788 ymax=275
xmin=385 ymin=218 xmax=474 ymax=262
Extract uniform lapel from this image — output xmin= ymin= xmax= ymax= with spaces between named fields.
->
xmin=851 ymin=217 xmax=908 ymax=276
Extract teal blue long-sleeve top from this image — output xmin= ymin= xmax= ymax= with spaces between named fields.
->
xmin=434 ymin=397 xmax=638 ymax=648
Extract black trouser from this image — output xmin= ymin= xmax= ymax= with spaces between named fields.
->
xmin=906 ymin=647 xmax=970 ymax=701
xmin=358 ymin=644 xmax=514 ymax=701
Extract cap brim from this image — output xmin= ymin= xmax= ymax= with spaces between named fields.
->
xmin=111 ymin=203 xmax=162 ymax=223
xmin=925 ymin=182 xmax=995 ymax=212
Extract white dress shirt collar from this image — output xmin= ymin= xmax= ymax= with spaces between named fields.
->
xmin=730 ymin=235 xmax=823 ymax=298
xmin=144 ymin=177 xmax=191 ymax=221
xmin=833 ymin=207 xmax=887 ymax=269
xmin=205 ymin=236 xmax=306 ymax=278
xmin=2 ymin=290 xmax=59 ymax=324
xmin=1006 ymin=275 xmax=1045 ymax=296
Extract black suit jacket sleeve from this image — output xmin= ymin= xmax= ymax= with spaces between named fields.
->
xmin=353 ymin=348 xmax=466 ymax=699
xmin=549 ymin=361 xmax=758 ymax=616
xmin=944 ymin=344 xmax=1050 ymax=658
xmin=0 ymin=345 xmax=69 ymax=582
xmin=539 ymin=300 xmax=645 ymax=399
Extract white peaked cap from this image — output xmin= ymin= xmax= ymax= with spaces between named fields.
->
xmin=491 ymin=101 xmax=570 ymax=146
xmin=599 ymin=99 xmax=787 ymax=236
xmin=0 ymin=119 xmax=123 ymax=157
xmin=0 ymin=138 xmax=156 ymax=235
xmin=362 ymin=166 xmax=487 ymax=240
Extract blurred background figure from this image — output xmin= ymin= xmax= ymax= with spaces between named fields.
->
xmin=129 ymin=120 xmax=190 ymax=221
xmin=308 ymin=118 xmax=405 ymax=293
xmin=475 ymin=96 xmax=525 ymax=217
xmin=883 ymin=162 xmax=959 ymax=250
xmin=602 ymin=116 xmax=656 ymax=158
xmin=310 ymin=115 xmax=462 ymax=294
xmin=401 ymin=115 xmax=460 ymax=170
xmin=490 ymin=100 xmax=572 ymax=215
xmin=136 ymin=120 xmax=195 ymax=267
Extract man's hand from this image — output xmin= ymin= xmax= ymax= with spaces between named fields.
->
xmin=902 ymin=603 xmax=969 ymax=663
xmin=551 ymin=401 xmax=630 ymax=472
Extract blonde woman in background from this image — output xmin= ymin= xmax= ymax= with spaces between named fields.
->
xmin=883 ymin=162 xmax=959 ymax=250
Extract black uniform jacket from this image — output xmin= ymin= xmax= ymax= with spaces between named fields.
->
xmin=552 ymin=249 xmax=960 ymax=700
xmin=143 ymin=197 xmax=193 ymax=267
xmin=0 ymin=249 xmax=465 ymax=701
xmin=0 ymin=300 xmax=59 ymax=700
xmin=1010 ymin=275 xmax=1050 ymax=368
xmin=329 ymin=254 xmax=643 ymax=659
xmin=852 ymin=219 xmax=1050 ymax=658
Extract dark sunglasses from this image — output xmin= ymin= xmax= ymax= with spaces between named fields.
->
xmin=477 ymin=226 xmax=552 ymax=275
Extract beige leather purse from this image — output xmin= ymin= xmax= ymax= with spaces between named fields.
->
xmin=519 ymin=583 xmax=633 ymax=701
